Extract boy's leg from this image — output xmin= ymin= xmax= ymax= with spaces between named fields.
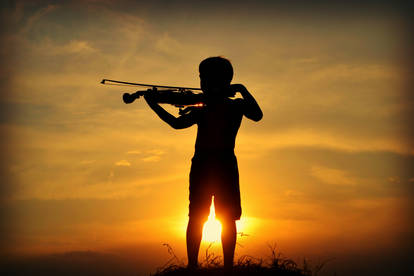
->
xmin=221 ymin=218 xmax=237 ymax=269
xmin=186 ymin=217 xmax=204 ymax=268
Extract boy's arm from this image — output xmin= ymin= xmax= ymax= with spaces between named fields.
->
xmin=231 ymin=84 xmax=263 ymax=122
xmin=144 ymin=94 xmax=196 ymax=129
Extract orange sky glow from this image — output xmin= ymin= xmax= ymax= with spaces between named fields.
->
xmin=0 ymin=1 xmax=413 ymax=275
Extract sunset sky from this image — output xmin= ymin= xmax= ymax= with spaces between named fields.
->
xmin=1 ymin=1 xmax=413 ymax=275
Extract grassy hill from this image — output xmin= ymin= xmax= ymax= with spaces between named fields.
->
xmin=152 ymin=244 xmax=327 ymax=276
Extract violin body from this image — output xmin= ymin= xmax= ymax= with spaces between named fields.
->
xmin=123 ymin=88 xmax=204 ymax=107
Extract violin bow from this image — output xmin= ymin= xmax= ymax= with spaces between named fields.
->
xmin=100 ymin=79 xmax=202 ymax=91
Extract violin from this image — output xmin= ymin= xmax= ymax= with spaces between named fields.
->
xmin=101 ymin=79 xmax=205 ymax=114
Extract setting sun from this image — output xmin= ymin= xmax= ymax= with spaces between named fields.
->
xmin=202 ymin=197 xmax=222 ymax=243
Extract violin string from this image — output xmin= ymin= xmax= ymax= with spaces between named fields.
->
xmin=103 ymin=83 xmax=187 ymax=91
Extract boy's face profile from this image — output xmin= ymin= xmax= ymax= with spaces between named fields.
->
xmin=199 ymin=72 xmax=230 ymax=98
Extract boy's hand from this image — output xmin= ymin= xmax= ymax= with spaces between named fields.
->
xmin=229 ymin=84 xmax=246 ymax=97
xmin=144 ymin=89 xmax=158 ymax=104
xmin=231 ymin=84 xmax=263 ymax=121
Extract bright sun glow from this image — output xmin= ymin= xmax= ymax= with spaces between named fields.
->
xmin=202 ymin=197 xmax=222 ymax=242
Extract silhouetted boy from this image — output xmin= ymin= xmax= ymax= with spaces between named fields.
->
xmin=144 ymin=56 xmax=262 ymax=269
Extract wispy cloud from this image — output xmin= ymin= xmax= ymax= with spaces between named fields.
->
xmin=141 ymin=156 xmax=160 ymax=162
xmin=126 ymin=150 xmax=141 ymax=155
xmin=115 ymin=160 xmax=131 ymax=167
xmin=79 ymin=160 xmax=96 ymax=165
xmin=141 ymin=149 xmax=165 ymax=162
xmin=48 ymin=40 xmax=98 ymax=55
xmin=238 ymin=129 xmax=413 ymax=159
xmin=20 ymin=4 xmax=58 ymax=34
xmin=310 ymin=165 xmax=356 ymax=186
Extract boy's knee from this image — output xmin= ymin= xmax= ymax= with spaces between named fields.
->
xmin=216 ymin=211 xmax=240 ymax=223
xmin=219 ymin=216 xmax=237 ymax=228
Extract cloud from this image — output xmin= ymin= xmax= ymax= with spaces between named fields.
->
xmin=126 ymin=150 xmax=141 ymax=155
xmin=20 ymin=4 xmax=58 ymax=34
xmin=55 ymin=40 xmax=97 ymax=55
xmin=307 ymin=63 xmax=402 ymax=83
xmin=387 ymin=176 xmax=400 ymax=183
xmin=79 ymin=160 xmax=96 ymax=165
xmin=115 ymin=160 xmax=131 ymax=167
xmin=284 ymin=189 xmax=303 ymax=198
xmin=141 ymin=156 xmax=161 ymax=162
xmin=154 ymin=32 xmax=183 ymax=56
xmin=14 ymin=38 xmax=99 ymax=68
xmin=140 ymin=149 xmax=165 ymax=162
xmin=237 ymin=129 xmax=413 ymax=160
xmin=310 ymin=165 xmax=356 ymax=186
xmin=147 ymin=149 xmax=164 ymax=155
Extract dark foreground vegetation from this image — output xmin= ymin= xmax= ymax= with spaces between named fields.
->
xmin=0 ymin=244 xmax=329 ymax=276
xmin=152 ymin=244 xmax=328 ymax=276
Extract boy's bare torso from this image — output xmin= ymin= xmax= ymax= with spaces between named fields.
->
xmin=194 ymin=99 xmax=243 ymax=152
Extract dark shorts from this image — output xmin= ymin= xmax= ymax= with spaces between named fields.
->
xmin=188 ymin=151 xmax=242 ymax=221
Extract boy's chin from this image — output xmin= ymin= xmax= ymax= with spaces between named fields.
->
xmin=205 ymin=94 xmax=230 ymax=101
xmin=204 ymin=86 xmax=230 ymax=94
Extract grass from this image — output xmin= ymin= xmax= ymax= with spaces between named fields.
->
xmin=151 ymin=243 xmax=330 ymax=276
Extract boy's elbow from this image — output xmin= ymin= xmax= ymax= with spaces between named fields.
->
xmin=250 ymin=110 xmax=263 ymax=122
xmin=170 ymin=122 xmax=181 ymax=129
xmin=169 ymin=120 xmax=186 ymax=129
xmin=253 ymin=114 xmax=263 ymax=122
xmin=163 ymin=117 xmax=182 ymax=129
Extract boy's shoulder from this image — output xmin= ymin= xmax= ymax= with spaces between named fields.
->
xmin=228 ymin=97 xmax=244 ymax=109
xmin=231 ymin=98 xmax=244 ymax=104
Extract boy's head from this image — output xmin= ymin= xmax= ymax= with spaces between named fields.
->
xmin=199 ymin=56 xmax=233 ymax=96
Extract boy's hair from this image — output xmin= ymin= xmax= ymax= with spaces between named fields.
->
xmin=199 ymin=56 xmax=233 ymax=85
